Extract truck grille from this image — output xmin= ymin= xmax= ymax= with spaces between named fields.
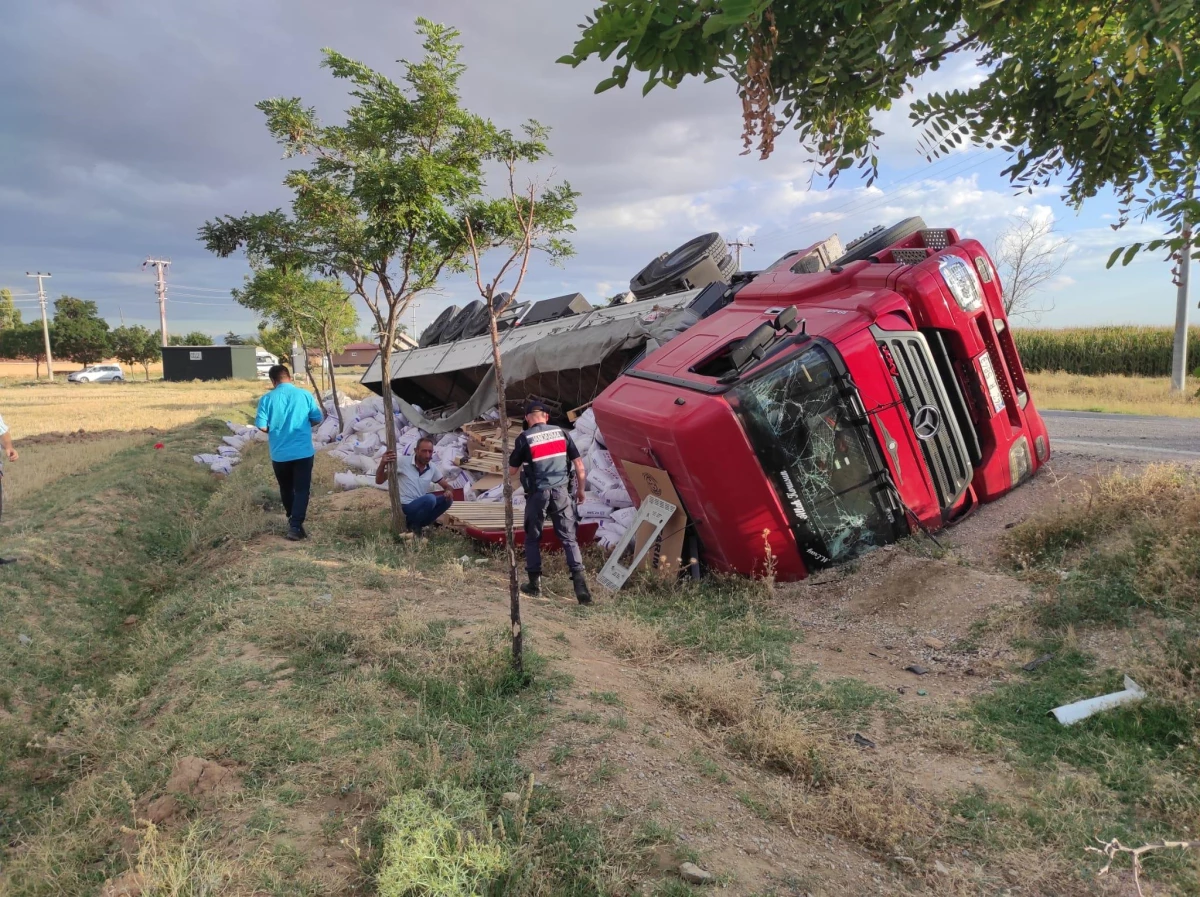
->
xmin=876 ymin=331 xmax=974 ymax=511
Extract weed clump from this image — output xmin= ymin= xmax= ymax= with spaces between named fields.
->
xmin=376 ymin=784 xmax=510 ymax=896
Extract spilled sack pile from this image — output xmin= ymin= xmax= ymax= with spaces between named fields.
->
xmin=193 ymin=395 xmax=637 ymax=552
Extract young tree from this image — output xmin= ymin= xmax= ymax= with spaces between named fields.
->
xmin=110 ymin=325 xmax=162 ymax=380
xmin=0 ymin=322 xmax=53 ymax=379
xmin=463 ymin=123 xmax=578 ymax=673
xmin=53 ymin=296 xmax=111 ymax=367
xmin=234 ymin=268 xmax=358 ymax=431
xmin=256 ymin=322 xmax=292 ymax=362
xmin=0 ymin=289 xmax=22 ymax=331
xmin=992 ymin=214 xmax=1071 ymax=322
xmin=201 ymin=19 xmax=494 ymax=536
xmin=224 ymin=331 xmax=249 ymax=345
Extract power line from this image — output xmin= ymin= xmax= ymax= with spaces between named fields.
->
xmin=24 ymin=271 xmax=54 ymax=380
xmin=168 ymin=284 xmax=235 ymax=293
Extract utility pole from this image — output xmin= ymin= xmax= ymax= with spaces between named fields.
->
xmin=25 ymin=271 xmax=53 ymax=380
xmin=1171 ymin=218 xmax=1191 ymax=393
xmin=143 ymin=258 xmax=171 ymax=346
xmin=727 ymin=238 xmax=754 ymax=270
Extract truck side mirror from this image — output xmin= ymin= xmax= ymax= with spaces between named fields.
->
xmin=729 ymin=322 xmax=777 ymax=372
xmin=773 ymin=306 xmax=798 ymax=332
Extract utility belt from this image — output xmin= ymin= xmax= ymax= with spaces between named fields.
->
xmin=519 ymin=465 xmax=576 ymax=496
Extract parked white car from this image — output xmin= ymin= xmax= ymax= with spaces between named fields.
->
xmin=256 ymin=350 xmax=278 ymax=379
xmin=67 ymin=364 xmax=125 ymax=383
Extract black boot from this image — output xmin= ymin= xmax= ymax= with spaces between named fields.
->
xmin=571 ymin=570 xmax=592 ymax=606
xmin=520 ymin=572 xmax=541 ymax=597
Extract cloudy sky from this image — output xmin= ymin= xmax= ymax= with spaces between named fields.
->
xmin=0 ymin=0 xmax=1181 ymax=340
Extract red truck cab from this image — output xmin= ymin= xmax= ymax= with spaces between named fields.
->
xmin=594 ymin=219 xmax=1049 ymax=580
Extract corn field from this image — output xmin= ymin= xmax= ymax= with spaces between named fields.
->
xmin=1012 ymin=326 xmax=1200 ymax=377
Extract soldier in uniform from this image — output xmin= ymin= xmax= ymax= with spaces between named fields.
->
xmin=507 ymin=400 xmax=592 ymax=605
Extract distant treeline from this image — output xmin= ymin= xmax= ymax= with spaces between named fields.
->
xmin=1013 ymin=326 xmax=1200 ymax=377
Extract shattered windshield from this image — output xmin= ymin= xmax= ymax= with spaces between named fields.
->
xmin=729 ymin=342 xmax=903 ymax=567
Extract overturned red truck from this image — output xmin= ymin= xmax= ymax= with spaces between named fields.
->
xmin=363 ymin=216 xmax=1049 ymax=581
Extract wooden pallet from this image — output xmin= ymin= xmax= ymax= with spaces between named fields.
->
xmin=443 ymin=503 xmax=520 ymax=532
xmin=463 ymin=419 xmax=523 ymax=473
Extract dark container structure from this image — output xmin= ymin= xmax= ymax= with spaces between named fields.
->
xmin=161 ymin=345 xmax=258 ymax=381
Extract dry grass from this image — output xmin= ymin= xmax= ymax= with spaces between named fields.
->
xmin=660 ymin=661 xmax=763 ymax=726
xmin=4 ymin=435 xmax=150 ymax=505
xmin=2 ymin=380 xmax=265 ymax=439
xmin=581 ymin=614 xmax=674 ymax=664
xmin=1027 ymin=370 xmax=1200 ymax=417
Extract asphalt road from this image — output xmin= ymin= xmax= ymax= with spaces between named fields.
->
xmin=1043 ymin=409 xmax=1200 ymax=462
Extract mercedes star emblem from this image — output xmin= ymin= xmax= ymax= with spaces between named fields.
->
xmin=912 ymin=405 xmax=942 ymax=440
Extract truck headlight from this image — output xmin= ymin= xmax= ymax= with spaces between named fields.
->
xmin=1009 ymin=436 xmax=1032 ymax=487
xmin=939 ymin=255 xmax=983 ymax=313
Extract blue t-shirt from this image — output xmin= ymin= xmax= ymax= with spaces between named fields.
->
xmin=254 ymin=382 xmax=322 ymax=462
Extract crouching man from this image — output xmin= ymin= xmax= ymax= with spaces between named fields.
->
xmin=507 ymin=400 xmax=591 ymax=605
xmin=375 ymin=437 xmax=454 ymax=535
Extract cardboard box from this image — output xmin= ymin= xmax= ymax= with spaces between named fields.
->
xmin=620 ymin=460 xmax=689 ymax=578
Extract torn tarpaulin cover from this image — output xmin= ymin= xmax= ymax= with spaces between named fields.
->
xmin=387 ymin=309 xmax=699 ymax=434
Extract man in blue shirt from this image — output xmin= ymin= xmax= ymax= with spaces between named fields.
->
xmin=255 ymin=365 xmax=323 ymax=541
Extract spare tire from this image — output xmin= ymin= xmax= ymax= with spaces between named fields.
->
xmin=833 ymin=216 xmax=927 ymax=266
xmin=438 ymin=300 xmax=485 ymax=344
xmin=419 ymin=304 xmax=459 ymax=347
xmin=630 ymin=232 xmax=729 ymax=299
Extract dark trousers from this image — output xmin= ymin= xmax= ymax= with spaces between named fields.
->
xmin=272 ymin=456 xmax=314 ymax=532
xmin=524 ymin=486 xmax=583 ymax=574
xmin=402 ymin=493 xmax=453 ymax=530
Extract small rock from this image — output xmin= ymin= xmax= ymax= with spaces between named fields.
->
xmin=769 ymin=670 xmax=784 ymax=682
xmin=917 ymin=689 xmax=928 ymax=696
xmin=17 ymin=634 xmax=32 ymax=646
xmin=923 ymin=636 xmax=946 ymax=650
xmin=897 ymin=686 xmax=907 ymax=695
xmin=905 ymin=664 xmax=930 ymax=676
xmin=1022 ymin=653 xmax=1054 ymax=672
xmin=935 ymin=859 xmax=950 ymax=875
xmin=123 ymin=615 xmax=139 ymax=626
xmin=898 ymin=602 xmax=909 ymax=609
xmin=501 ymin=792 xmax=522 ymax=811
xmin=851 ymin=733 xmax=876 ymax=749
xmin=679 ymin=862 xmax=715 ymax=884
xmin=474 ymin=558 xmax=488 ymax=565
xmin=311 ymin=593 xmax=333 ymax=609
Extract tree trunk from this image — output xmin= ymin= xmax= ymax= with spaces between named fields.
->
xmin=324 ymin=332 xmax=344 ymax=435
xmin=487 ymin=304 xmax=522 ymax=674
xmin=377 ymin=337 xmax=407 ymax=536
xmin=143 ymin=362 xmax=150 ymax=381
xmin=299 ymin=336 xmax=324 ymax=411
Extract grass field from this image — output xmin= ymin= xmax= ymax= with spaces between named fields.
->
xmin=0 ymin=380 xmax=269 ymax=439
xmin=2 ymin=384 xmax=1199 ymax=894
xmin=1027 ymin=370 xmax=1200 ymax=417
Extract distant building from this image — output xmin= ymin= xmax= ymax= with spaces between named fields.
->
xmin=331 ymin=334 xmax=416 ymax=367
xmin=331 ymin=342 xmax=378 ymax=367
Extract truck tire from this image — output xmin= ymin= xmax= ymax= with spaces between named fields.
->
xmin=420 ymin=304 xmax=459 ymax=347
xmin=459 ymin=296 xmax=502 ymax=339
xmin=630 ymin=232 xmax=728 ymax=299
xmin=833 ymin=216 xmax=927 ymax=266
xmin=439 ymin=300 xmax=485 ymax=344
